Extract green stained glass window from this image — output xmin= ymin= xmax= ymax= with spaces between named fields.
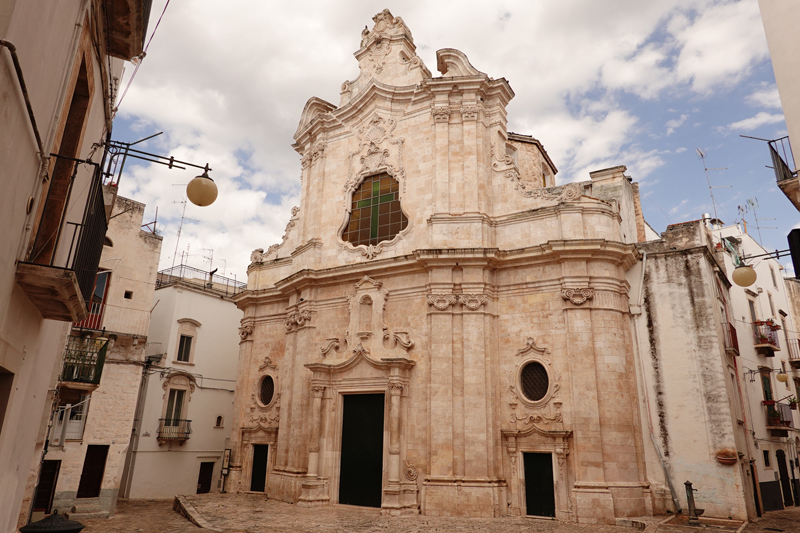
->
xmin=342 ymin=174 xmax=408 ymax=247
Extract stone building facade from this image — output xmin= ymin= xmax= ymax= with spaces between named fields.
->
xmin=230 ymin=11 xmax=653 ymax=523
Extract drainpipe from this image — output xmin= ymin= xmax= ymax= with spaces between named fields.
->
xmin=0 ymin=40 xmax=44 ymax=156
xmin=631 ymin=251 xmax=682 ymax=512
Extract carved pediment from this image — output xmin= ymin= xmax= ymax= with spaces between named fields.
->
xmin=295 ymin=97 xmax=337 ymax=139
xmin=436 ymin=48 xmax=484 ymax=78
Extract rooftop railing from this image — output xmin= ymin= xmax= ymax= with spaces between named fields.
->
xmin=156 ymin=264 xmax=246 ymax=297
xmin=769 ymin=136 xmax=797 ymax=183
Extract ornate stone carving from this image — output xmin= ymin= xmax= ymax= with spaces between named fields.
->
xmin=284 ymin=310 xmax=312 ymax=332
xmin=427 ymin=294 xmax=458 ymax=311
xmin=320 ymin=338 xmax=341 ymax=357
xmin=460 ymin=106 xmax=479 ymax=121
xmin=459 ymin=294 xmax=488 ymax=310
xmin=515 ymin=337 xmax=550 ymax=358
xmin=388 ymin=380 xmax=404 ymax=395
xmin=561 ymin=288 xmax=594 ymax=306
xmin=385 ymin=330 xmax=414 ymax=352
xmin=311 ymin=385 xmax=325 ymax=397
xmin=352 ymin=342 xmax=371 ymax=358
xmin=250 ymin=248 xmax=264 ymax=263
xmin=427 ymin=293 xmax=489 ymax=311
xmin=360 ymin=142 xmax=390 ymax=173
xmin=238 ymin=325 xmax=254 ymax=340
xmin=258 ymin=356 xmax=278 ymax=371
xmin=431 ymin=107 xmax=451 ymax=123
xmin=405 ymin=460 xmax=418 ymax=481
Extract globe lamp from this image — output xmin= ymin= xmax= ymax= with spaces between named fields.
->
xmin=731 ymin=265 xmax=757 ymax=287
xmin=186 ymin=165 xmax=218 ymax=207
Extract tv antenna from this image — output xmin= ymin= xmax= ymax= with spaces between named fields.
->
xmin=170 ymin=199 xmax=199 ymax=270
xmin=696 ymin=148 xmax=729 ymax=221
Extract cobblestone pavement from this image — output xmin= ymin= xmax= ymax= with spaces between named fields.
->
xmin=74 ymin=494 xmax=800 ymax=533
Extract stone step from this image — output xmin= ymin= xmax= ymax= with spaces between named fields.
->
xmin=66 ymin=511 xmax=110 ymax=521
xmin=71 ymin=503 xmax=102 ymax=514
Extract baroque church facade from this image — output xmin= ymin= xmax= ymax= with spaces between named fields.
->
xmin=229 ymin=10 xmax=656 ymax=523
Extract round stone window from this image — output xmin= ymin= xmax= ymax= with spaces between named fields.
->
xmin=520 ymin=362 xmax=549 ymax=402
xmin=259 ymin=375 xmax=275 ymax=406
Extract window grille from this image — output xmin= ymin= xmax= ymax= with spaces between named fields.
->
xmin=260 ymin=375 xmax=275 ymax=406
xmin=520 ymin=362 xmax=548 ymax=402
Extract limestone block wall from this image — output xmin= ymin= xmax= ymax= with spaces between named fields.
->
xmin=233 ymin=9 xmax=653 ymax=524
xmin=47 ymin=343 xmax=144 ymax=515
xmin=631 ymin=221 xmax=752 ymax=520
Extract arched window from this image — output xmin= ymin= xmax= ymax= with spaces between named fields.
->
xmin=215 ymin=415 xmax=224 ymax=428
xmin=343 ymin=173 xmax=407 ymax=247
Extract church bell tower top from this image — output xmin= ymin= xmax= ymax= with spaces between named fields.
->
xmin=341 ymin=9 xmax=431 ymax=105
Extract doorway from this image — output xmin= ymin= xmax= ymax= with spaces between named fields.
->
xmin=523 ymin=452 xmax=556 ymax=517
xmin=339 ymin=393 xmax=384 ymax=508
xmin=197 ymin=462 xmax=215 ymax=494
xmin=77 ymin=445 xmax=108 ymax=498
xmin=777 ymin=449 xmax=794 ymax=507
xmin=250 ymin=444 xmax=269 ymax=492
xmin=33 ymin=460 xmax=61 ymax=514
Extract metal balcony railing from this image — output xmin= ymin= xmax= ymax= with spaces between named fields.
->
xmin=765 ymin=403 xmax=794 ymax=429
xmin=769 ymin=137 xmax=797 ymax=183
xmin=73 ymin=302 xmax=151 ymax=336
xmin=788 ymin=339 xmax=800 ymax=369
xmin=49 ymin=397 xmax=90 ymax=446
xmin=753 ymin=322 xmax=781 ymax=351
xmin=156 ymin=264 xmax=246 ymax=297
xmin=723 ymin=322 xmax=739 ymax=354
xmin=157 ymin=418 xmax=192 ymax=441
xmin=60 ymin=336 xmax=108 ymax=385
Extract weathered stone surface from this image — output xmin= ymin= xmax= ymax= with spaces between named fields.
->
xmin=231 ymin=10 xmax=648 ymax=524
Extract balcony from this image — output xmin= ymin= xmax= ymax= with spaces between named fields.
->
xmin=789 ymin=339 xmax=800 ymax=370
xmin=723 ymin=322 xmax=739 ymax=355
xmin=73 ymin=302 xmax=151 ymax=336
xmin=16 ymin=168 xmax=107 ymax=322
xmin=765 ymin=402 xmax=795 ymax=437
xmin=48 ymin=397 xmax=90 ymax=446
xmin=59 ymin=335 xmax=108 ymax=390
xmin=753 ymin=322 xmax=781 ymax=356
xmin=770 ymin=137 xmax=800 ymax=211
xmin=157 ymin=418 xmax=192 ymax=444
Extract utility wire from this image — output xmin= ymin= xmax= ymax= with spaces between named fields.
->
xmin=115 ymin=0 xmax=172 ymax=109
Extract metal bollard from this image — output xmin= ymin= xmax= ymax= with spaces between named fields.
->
xmin=685 ymin=481 xmax=705 ymax=524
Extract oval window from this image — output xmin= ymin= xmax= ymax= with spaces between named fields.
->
xmin=259 ymin=375 xmax=275 ymax=405
xmin=520 ymin=362 xmax=548 ymax=402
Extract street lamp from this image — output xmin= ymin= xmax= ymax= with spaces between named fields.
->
xmin=731 ymin=265 xmax=757 ymax=287
xmin=186 ymin=165 xmax=217 ymax=206
xmin=104 ymin=133 xmax=218 ymax=207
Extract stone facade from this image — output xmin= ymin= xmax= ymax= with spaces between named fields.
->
xmin=25 ymin=196 xmax=162 ymax=522
xmin=230 ymin=11 xmax=651 ymax=523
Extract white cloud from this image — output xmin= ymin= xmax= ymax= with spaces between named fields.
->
xmin=666 ymin=114 xmax=688 ymax=135
xmin=746 ymin=84 xmax=782 ymax=109
xmin=669 ymin=198 xmax=690 ymax=215
xmin=725 ymin=112 xmax=785 ymax=131
xmin=114 ymin=0 xmax=774 ymax=278
xmin=676 ymin=147 xmax=688 ymax=153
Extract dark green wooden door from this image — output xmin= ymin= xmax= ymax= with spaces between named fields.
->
xmin=523 ymin=452 xmax=556 ymax=517
xmin=339 ymin=394 xmax=384 ymax=507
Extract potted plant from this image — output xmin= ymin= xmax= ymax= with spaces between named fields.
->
xmin=715 ymin=448 xmax=738 ymax=466
xmin=790 ymin=398 xmax=798 ymax=411
xmin=767 ymin=407 xmax=782 ymax=426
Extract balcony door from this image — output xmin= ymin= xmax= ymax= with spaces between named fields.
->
xmin=165 ymin=389 xmax=186 ymax=425
xmin=74 ymin=271 xmax=109 ymax=330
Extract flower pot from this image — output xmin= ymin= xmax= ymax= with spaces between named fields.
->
xmin=768 ymin=417 xmax=781 ymax=426
xmin=716 ymin=455 xmax=737 ymax=466
xmin=791 ymin=404 xmax=797 ymax=411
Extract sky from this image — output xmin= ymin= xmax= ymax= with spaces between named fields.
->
xmin=110 ymin=0 xmax=797 ymax=281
